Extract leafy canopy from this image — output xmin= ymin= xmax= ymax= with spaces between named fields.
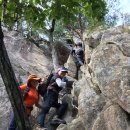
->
xmin=0 ymin=0 xmax=108 ymax=30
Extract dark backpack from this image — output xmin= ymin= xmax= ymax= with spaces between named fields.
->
xmin=38 ymin=73 xmax=54 ymax=97
xmin=76 ymin=49 xmax=84 ymax=56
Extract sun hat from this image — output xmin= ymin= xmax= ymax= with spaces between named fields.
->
xmin=27 ymin=74 xmax=41 ymax=83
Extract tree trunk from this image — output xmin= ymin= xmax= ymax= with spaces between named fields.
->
xmin=51 ymin=44 xmax=60 ymax=71
xmin=48 ymin=19 xmax=60 ymax=71
xmin=0 ymin=21 xmax=32 ymax=130
xmin=2 ymin=0 xmax=7 ymax=22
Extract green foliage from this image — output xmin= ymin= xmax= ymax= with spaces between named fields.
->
xmin=24 ymin=4 xmax=46 ymax=30
xmin=0 ymin=1 xmax=3 ymax=20
xmin=53 ymin=19 xmax=66 ymax=40
xmin=2 ymin=0 xmax=108 ymax=28
xmin=1 ymin=0 xmax=109 ymax=41
xmin=0 ymin=1 xmax=2 ymax=20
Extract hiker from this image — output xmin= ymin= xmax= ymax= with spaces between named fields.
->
xmin=8 ymin=74 xmax=43 ymax=130
xmin=71 ymin=42 xmax=84 ymax=68
xmin=37 ymin=67 xmax=68 ymax=128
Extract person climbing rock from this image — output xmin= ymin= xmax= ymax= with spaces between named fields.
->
xmin=71 ymin=42 xmax=84 ymax=68
xmin=37 ymin=67 xmax=68 ymax=128
xmin=8 ymin=74 xmax=43 ymax=130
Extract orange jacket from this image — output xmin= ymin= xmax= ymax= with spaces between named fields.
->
xmin=20 ymin=84 xmax=39 ymax=115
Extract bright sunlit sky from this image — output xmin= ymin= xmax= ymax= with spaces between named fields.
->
xmin=117 ymin=0 xmax=130 ymax=25
xmin=119 ymin=0 xmax=130 ymax=13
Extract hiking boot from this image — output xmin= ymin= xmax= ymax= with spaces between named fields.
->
xmin=51 ymin=115 xmax=66 ymax=125
xmin=36 ymin=124 xmax=47 ymax=130
xmin=52 ymin=115 xmax=62 ymax=121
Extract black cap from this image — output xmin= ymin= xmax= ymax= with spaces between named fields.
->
xmin=59 ymin=67 xmax=68 ymax=73
xmin=76 ymin=42 xmax=82 ymax=47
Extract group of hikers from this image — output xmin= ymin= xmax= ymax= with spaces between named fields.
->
xmin=8 ymin=42 xmax=85 ymax=130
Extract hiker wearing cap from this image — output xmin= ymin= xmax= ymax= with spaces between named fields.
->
xmin=71 ymin=42 xmax=84 ymax=68
xmin=8 ymin=74 xmax=43 ymax=130
xmin=37 ymin=67 xmax=68 ymax=128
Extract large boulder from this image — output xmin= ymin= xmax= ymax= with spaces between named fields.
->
xmin=57 ymin=117 xmax=85 ymax=130
xmin=89 ymin=29 xmax=130 ymax=113
xmin=54 ymin=41 xmax=70 ymax=66
xmin=66 ymin=26 xmax=130 ymax=130
xmin=65 ymin=54 xmax=77 ymax=79
xmin=92 ymin=104 xmax=130 ymax=130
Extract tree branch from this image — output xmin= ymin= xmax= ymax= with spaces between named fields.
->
xmin=78 ymin=13 xmax=83 ymax=40
xmin=50 ymin=19 xmax=56 ymax=33
xmin=2 ymin=0 xmax=7 ymax=21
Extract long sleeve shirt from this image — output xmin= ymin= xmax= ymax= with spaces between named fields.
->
xmin=56 ymin=78 xmax=66 ymax=88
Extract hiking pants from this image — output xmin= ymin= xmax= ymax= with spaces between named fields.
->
xmin=37 ymin=91 xmax=68 ymax=127
xmin=8 ymin=112 xmax=18 ymax=130
xmin=76 ymin=57 xmax=84 ymax=67
xmin=8 ymin=109 xmax=31 ymax=130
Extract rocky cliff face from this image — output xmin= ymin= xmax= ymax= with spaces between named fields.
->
xmin=1 ymin=26 xmax=130 ymax=130
xmin=0 ymin=31 xmax=53 ymax=130
xmin=0 ymin=30 xmax=71 ymax=130
xmin=57 ymin=27 xmax=130 ymax=130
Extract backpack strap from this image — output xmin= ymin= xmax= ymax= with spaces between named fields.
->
xmin=23 ymin=85 xmax=30 ymax=100
xmin=46 ymin=73 xmax=54 ymax=86
xmin=47 ymin=73 xmax=62 ymax=92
